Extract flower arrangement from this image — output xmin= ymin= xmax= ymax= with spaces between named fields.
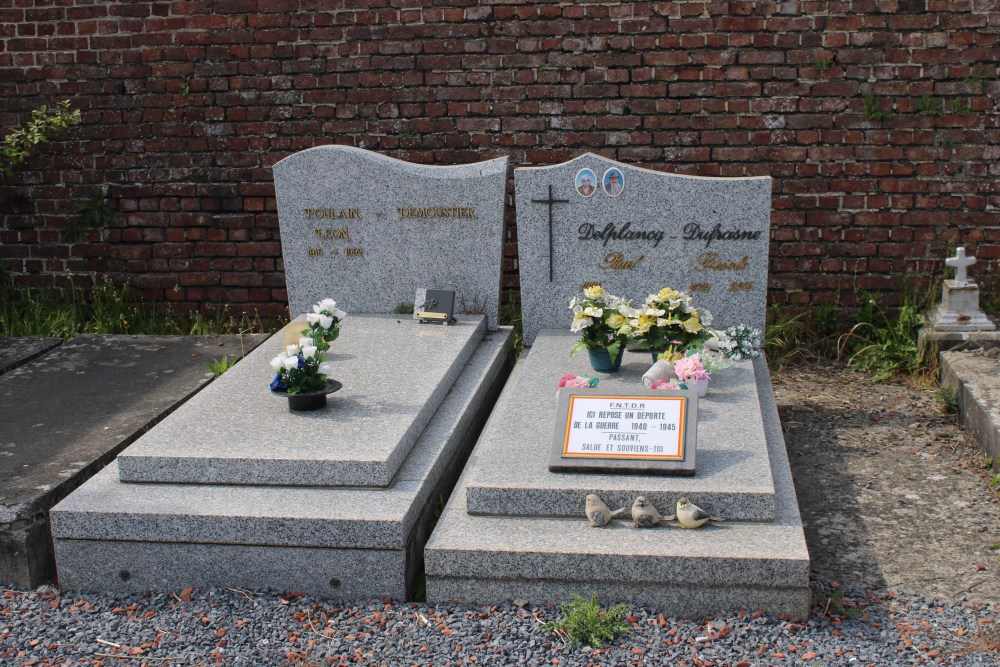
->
xmin=673 ymin=353 xmax=709 ymax=383
xmin=558 ymin=373 xmax=600 ymax=389
xmin=718 ymin=324 xmax=763 ymax=362
xmin=269 ymin=298 xmax=346 ymax=395
xmin=631 ymin=287 xmax=713 ymax=355
xmin=568 ymin=285 xmax=634 ymax=361
xmin=649 ymin=379 xmax=681 ymax=390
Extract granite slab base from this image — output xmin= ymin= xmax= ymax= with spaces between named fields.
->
xmin=0 ymin=336 xmax=62 ymax=374
xmin=1 ymin=334 xmax=266 ymax=587
xmin=117 ymin=315 xmax=486 ymax=487
xmin=463 ymin=330 xmax=776 ymax=521
xmin=941 ymin=351 xmax=1000 ymax=462
xmin=52 ymin=329 xmax=514 ymax=599
xmin=425 ymin=350 xmax=811 ymax=618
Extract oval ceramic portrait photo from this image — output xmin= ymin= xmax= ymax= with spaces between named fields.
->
xmin=574 ymin=168 xmax=597 ymax=198
xmin=602 ymin=167 xmax=625 ymax=197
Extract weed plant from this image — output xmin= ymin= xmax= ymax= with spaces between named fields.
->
xmin=499 ymin=299 xmax=524 ymax=357
xmin=0 ymin=277 xmax=277 ymax=338
xmin=543 ymin=594 xmax=632 ymax=648
xmin=837 ymin=294 xmax=926 ymax=382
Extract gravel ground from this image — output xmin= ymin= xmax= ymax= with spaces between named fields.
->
xmin=3 ymin=360 xmax=999 ymax=666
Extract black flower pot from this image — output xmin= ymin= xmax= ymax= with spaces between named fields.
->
xmin=287 ymin=391 xmax=327 ymax=411
xmin=274 ymin=379 xmax=342 ymax=413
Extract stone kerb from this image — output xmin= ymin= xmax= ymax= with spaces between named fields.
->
xmin=274 ymin=146 xmax=508 ymax=328
xmin=514 ymin=153 xmax=771 ymax=345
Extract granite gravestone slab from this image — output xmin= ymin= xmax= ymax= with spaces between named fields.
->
xmin=514 ymin=153 xmax=771 ymax=344
xmin=274 ymin=146 xmax=507 ymax=327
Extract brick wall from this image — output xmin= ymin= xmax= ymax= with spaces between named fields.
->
xmin=1 ymin=0 xmax=998 ymax=317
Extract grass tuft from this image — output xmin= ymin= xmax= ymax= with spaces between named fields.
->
xmin=543 ymin=594 xmax=632 ymax=648
xmin=0 ymin=278 xmax=277 ymax=338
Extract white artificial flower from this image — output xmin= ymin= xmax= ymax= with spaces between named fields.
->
xmin=700 ymin=308 xmax=713 ymax=326
xmin=570 ymin=316 xmax=593 ymax=332
xmin=582 ymin=306 xmax=603 ymax=318
xmin=302 ymin=345 xmax=318 ymax=359
xmin=318 ymin=361 xmax=335 ymax=376
xmin=332 ymin=308 xmax=347 ymax=320
xmin=319 ymin=314 xmax=333 ymax=329
xmin=270 ymin=353 xmax=287 ymax=371
xmin=282 ymin=355 xmax=299 ymax=371
xmin=299 ymin=337 xmax=314 ymax=348
xmin=286 ymin=344 xmax=300 ymax=356
xmin=306 ymin=312 xmax=321 ymax=325
xmin=312 ymin=304 xmax=323 ymax=314
xmin=319 ymin=298 xmax=337 ymax=311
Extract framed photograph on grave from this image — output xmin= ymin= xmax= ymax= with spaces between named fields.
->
xmin=548 ymin=387 xmax=697 ymax=476
xmin=413 ymin=288 xmax=456 ymax=325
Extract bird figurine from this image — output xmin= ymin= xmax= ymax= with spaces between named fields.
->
xmin=630 ymin=496 xmax=663 ymax=528
xmin=584 ymin=494 xmax=626 ymax=527
xmin=675 ymin=497 xmax=724 ymax=529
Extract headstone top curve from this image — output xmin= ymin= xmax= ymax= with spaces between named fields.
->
xmin=274 ymin=145 xmax=508 ymax=179
xmin=515 ymin=152 xmax=772 ymax=183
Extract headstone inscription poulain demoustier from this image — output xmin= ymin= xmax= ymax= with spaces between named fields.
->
xmin=274 ymin=146 xmax=508 ymax=327
xmin=514 ymin=153 xmax=772 ymax=344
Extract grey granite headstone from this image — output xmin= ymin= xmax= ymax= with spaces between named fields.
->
xmin=274 ymin=146 xmax=507 ymax=328
xmin=514 ymin=153 xmax=771 ymax=344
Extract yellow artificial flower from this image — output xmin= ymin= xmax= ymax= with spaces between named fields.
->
xmin=657 ymin=287 xmax=680 ymax=302
xmin=607 ymin=313 xmax=626 ymax=329
xmin=681 ymin=314 xmax=702 ymax=333
xmin=583 ymin=285 xmax=606 ymax=300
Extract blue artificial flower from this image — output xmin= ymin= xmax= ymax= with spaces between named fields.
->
xmin=297 ymin=354 xmax=308 ymax=369
xmin=270 ymin=373 xmax=288 ymax=392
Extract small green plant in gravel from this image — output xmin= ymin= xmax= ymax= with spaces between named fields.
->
xmin=937 ymin=383 xmax=959 ymax=414
xmin=543 ymin=594 xmax=632 ymax=648
xmin=838 ymin=294 xmax=924 ymax=381
xmin=764 ymin=305 xmax=808 ymax=366
xmin=206 ymin=356 xmax=237 ymax=377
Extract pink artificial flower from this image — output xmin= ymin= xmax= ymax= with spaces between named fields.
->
xmin=673 ymin=353 xmax=709 ymax=381
xmin=649 ymin=379 xmax=681 ymax=390
xmin=564 ymin=376 xmax=592 ymax=388
xmin=558 ymin=374 xmax=578 ymax=388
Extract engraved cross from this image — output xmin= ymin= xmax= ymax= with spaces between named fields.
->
xmin=946 ymin=246 xmax=976 ymax=284
xmin=531 ymin=184 xmax=569 ymax=282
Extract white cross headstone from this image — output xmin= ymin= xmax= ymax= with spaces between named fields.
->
xmin=945 ymin=247 xmax=976 ymax=285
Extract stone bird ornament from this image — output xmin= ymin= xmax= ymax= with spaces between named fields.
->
xmin=675 ymin=497 xmax=725 ymax=529
xmin=585 ymin=494 xmax=626 ymax=527
xmin=630 ymin=496 xmax=663 ymax=528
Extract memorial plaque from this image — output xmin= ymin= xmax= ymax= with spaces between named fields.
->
xmin=515 ymin=153 xmax=771 ymax=344
xmin=274 ymin=146 xmax=507 ymax=327
xmin=548 ymin=387 xmax=698 ymax=476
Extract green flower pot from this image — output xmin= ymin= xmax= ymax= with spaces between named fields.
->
xmin=587 ymin=347 xmax=625 ymax=373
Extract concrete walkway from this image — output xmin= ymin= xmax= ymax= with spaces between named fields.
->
xmin=0 ymin=334 xmax=267 ymax=587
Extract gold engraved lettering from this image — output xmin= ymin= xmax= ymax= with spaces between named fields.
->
xmin=346 ymin=247 xmax=364 ymax=256
xmin=728 ymin=281 xmax=753 ymax=291
xmin=307 ymin=247 xmax=324 ymax=257
xmin=688 ymin=282 xmax=711 ymax=292
xmin=314 ymin=227 xmax=352 ymax=241
xmin=397 ymin=207 xmax=476 ymax=219
xmin=694 ymin=252 xmax=749 ymax=272
xmin=579 ymin=281 xmax=602 ymax=291
xmin=303 ymin=208 xmax=360 ymax=220
xmin=597 ymin=252 xmax=645 ymax=270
